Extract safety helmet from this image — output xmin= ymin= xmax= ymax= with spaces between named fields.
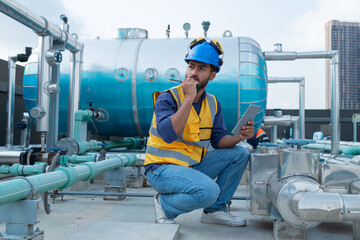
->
xmin=184 ymin=38 xmax=223 ymax=73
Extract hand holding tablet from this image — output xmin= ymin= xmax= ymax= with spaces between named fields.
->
xmin=231 ymin=105 xmax=261 ymax=135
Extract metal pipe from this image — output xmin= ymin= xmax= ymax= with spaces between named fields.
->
xmin=354 ymin=119 xmax=357 ymax=142
xmin=268 ymin=175 xmax=322 ymax=229
xmin=48 ymin=190 xmax=248 ymax=200
xmin=0 ymin=151 xmax=21 ymax=164
xmin=263 ymin=115 xmax=299 ymax=126
xmin=46 ymin=63 xmax=60 ymax=149
xmin=264 ymin=50 xmax=338 ymax=61
xmin=19 ymin=112 xmax=31 ymax=148
xmin=67 ymin=50 xmax=83 ymax=138
xmin=299 ymin=78 xmax=305 ymax=139
xmin=268 ymin=77 xmax=305 ymax=139
xmin=271 ymin=125 xmax=278 ymax=143
xmin=5 ymin=56 xmax=16 ymax=149
xmin=0 ymin=0 xmax=83 ymax=53
xmin=331 ymin=53 xmax=340 ymax=154
xmin=0 ymin=154 xmax=137 ymax=206
xmin=291 ymin=192 xmax=360 ymax=222
xmin=37 ymin=35 xmax=52 ymax=132
xmin=264 ymin=50 xmax=340 ymax=154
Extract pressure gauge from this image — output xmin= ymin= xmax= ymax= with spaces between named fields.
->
xmin=183 ymin=23 xmax=191 ymax=31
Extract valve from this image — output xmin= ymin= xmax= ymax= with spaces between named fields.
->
xmin=45 ymin=50 xmax=62 ymax=65
xmin=60 ymin=14 xmax=68 ymax=23
xmin=16 ymin=121 xmax=27 ymax=130
xmin=30 ymin=107 xmax=45 ymax=119
xmin=46 ymin=83 xmax=60 ymax=94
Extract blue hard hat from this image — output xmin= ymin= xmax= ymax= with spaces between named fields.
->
xmin=185 ymin=41 xmax=222 ymax=73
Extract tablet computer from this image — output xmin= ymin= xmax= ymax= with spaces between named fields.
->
xmin=231 ymin=105 xmax=261 ymax=135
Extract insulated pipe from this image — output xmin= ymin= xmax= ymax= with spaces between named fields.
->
xmin=0 ymin=151 xmax=21 ymax=164
xmin=0 ymin=154 xmax=137 ymax=206
xmin=31 ymin=35 xmax=53 ymax=132
xmin=263 ymin=115 xmax=299 ymax=126
xmin=291 ymin=192 xmax=360 ymax=222
xmin=267 ymin=175 xmax=322 ymax=229
xmin=264 ymin=115 xmax=299 ymax=142
xmin=264 ymin=51 xmax=338 ymax=61
xmin=67 ymin=50 xmax=83 ymax=138
xmin=331 ymin=53 xmax=340 ymax=154
xmin=5 ymin=56 xmax=16 ymax=149
xmin=271 ymin=125 xmax=278 ymax=143
xmin=0 ymin=0 xmax=83 ymax=53
xmin=268 ymin=77 xmax=305 ymax=139
xmin=264 ymin=50 xmax=340 ymax=154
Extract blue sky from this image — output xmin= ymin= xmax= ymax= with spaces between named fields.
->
xmin=0 ymin=0 xmax=359 ymax=109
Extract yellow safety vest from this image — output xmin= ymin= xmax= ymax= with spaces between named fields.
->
xmin=145 ymin=85 xmax=218 ymax=167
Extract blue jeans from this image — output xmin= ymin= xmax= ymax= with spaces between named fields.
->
xmin=146 ymin=145 xmax=249 ymax=219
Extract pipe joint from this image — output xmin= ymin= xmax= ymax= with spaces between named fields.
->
xmin=55 ymin=167 xmax=78 ymax=190
xmin=80 ymin=162 xmax=100 ymax=181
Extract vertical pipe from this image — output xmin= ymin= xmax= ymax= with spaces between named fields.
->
xmin=293 ymin=119 xmax=300 ymax=139
xmin=36 ymin=35 xmax=53 ymax=132
xmin=67 ymin=49 xmax=83 ymax=138
xmin=331 ymin=53 xmax=340 ymax=154
xmin=354 ymin=221 xmax=360 ymax=240
xmin=272 ymin=125 xmax=278 ymax=143
xmin=299 ymin=79 xmax=305 ymax=139
xmin=5 ymin=56 xmax=16 ymax=149
xmin=353 ymin=117 xmax=357 ymax=142
xmin=19 ymin=112 xmax=31 ymax=148
xmin=46 ymin=63 xmax=60 ymax=148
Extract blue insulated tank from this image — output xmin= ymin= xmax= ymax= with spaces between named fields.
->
xmin=23 ymin=36 xmax=267 ymax=137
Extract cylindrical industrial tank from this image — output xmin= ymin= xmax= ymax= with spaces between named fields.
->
xmin=22 ymin=35 xmax=267 ymax=137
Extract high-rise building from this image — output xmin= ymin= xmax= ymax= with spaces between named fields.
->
xmin=325 ymin=20 xmax=360 ymax=109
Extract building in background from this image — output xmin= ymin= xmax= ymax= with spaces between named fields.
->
xmin=325 ymin=20 xmax=360 ymax=110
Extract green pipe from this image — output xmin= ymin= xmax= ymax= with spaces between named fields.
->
xmin=0 ymin=162 xmax=47 ymax=176
xmin=60 ymin=154 xmax=96 ymax=166
xmin=342 ymin=146 xmax=360 ymax=155
xmin=72 ymin=110 xmax=143 ymax=154
xmin=77 ymin=138 xmax=138 ymax=155
xmin=74 ymin=109 xmax=93 ymax=142
xmin=0 ymin=153 xmax=137 ymax=206
xmin=304 ymin=143 xmax=346 ymax=153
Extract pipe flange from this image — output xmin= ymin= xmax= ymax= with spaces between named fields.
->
xmin=277 ymin=178 xmax=322 ymax=229
xmin=56 ymin=138 xmax=79 ymax=156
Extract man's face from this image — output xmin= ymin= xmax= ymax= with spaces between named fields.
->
xmin=186 ymin=61 xmax=216 ymax=91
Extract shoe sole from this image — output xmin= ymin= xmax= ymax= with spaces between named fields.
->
xmin=201 ymin=217 xmax=246 ymax=227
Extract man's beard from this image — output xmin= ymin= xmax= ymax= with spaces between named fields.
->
xmin=186 ymin=74 xmax=211 ymax=91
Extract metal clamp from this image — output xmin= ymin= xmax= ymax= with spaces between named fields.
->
xmin=16 ymin=176 xmax=36 ymax=199
xmin=36 ymin=16 xmax=49 ymax=36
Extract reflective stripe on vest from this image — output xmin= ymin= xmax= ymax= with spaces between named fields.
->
xmin=145 ymin=85 xmax=217 ymax=167
xmin=146 ymin=145 xmax=199 ymax=166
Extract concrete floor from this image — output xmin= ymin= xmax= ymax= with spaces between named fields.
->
xmin=0 ymin=179 xmax=354 ymax=240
